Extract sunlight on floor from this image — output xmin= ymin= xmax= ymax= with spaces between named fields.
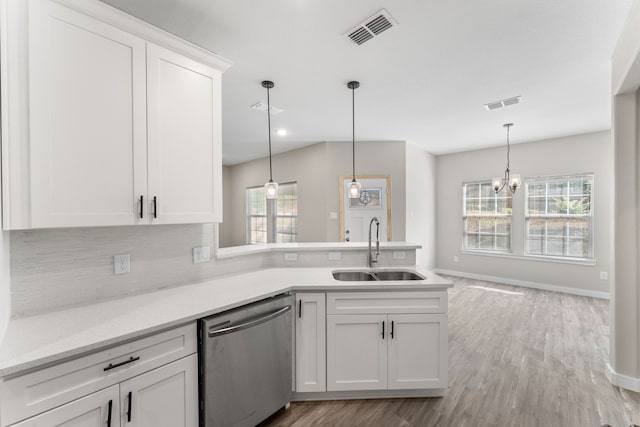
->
xmin=468 ymin=285 xmax=524 ymax=295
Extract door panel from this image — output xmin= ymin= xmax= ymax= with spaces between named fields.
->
xmin=327 ymin=314 xmax=387 ymax=391
xmin=13 ymin=385 xmax=120 ymax=427
xmin=388 ymin=314 xmax=447 ymax=389
xmin=147 ymin=43 xmax=222 ymax=224
xmin=28 ymin=0 xmax=147 ymax=228
xmin=295 ymin=293 xmax=326 ymax=392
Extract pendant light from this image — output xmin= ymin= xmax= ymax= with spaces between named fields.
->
xmin=262 ymin=80 xmax=278 ymax=199
xmin=347 ymin=81 xmax=361 ymax=199
xmin=492 ymin=123 xmax=521 ymax=194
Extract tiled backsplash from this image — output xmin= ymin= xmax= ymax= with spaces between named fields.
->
xmin=10 ymin=225 xmax=415 ymax=317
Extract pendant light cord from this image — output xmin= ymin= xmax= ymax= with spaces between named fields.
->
xmin=506 ymin=124 xmax=510 ymax=172
xmin=352 ymin=85 xmax=356 ymax=181
xmin=267 ymin=85 xmax=273 ymax=182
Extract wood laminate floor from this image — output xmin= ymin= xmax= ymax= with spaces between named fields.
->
xmin=262 ymin=276 xmax=640 ymax=427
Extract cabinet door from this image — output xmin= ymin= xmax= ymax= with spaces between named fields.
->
xmin=12 ymin=385 xmax=120 ymax=427
xmin=147 ymin=43 xmax=222 ymax=224
xmin=295 ymin=293 xmax=326 ymax=392
xmin=387 ymin=314 xmax=447 ymax=390
xmin=120 ymin=354 xmax=198 ymax=427
xmin=326 ymin=314 xmax=387 ymax=391
xmin=27 ymin=0 xmax=147 ymax=228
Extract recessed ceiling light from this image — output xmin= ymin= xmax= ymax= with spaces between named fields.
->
xmin=275 ymin=129 xmax=287 ymax=136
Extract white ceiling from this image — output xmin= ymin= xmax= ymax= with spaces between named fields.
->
xmin=100 ymin=0 xmax=632 ymax=165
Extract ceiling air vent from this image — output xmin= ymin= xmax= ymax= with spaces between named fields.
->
xmin=251 ymin=101 xmax=283 ymax=115
xmin=484 ymin=96 xmax=522 ymax=111
xmin=345 ymin=9 xmax=398 ymax=45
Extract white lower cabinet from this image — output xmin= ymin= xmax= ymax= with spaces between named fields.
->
xmin=0 ymin=324 xmax=198 ymax=427
xmin=12 ymin=385 xmax=120 ymax=427
xmin=326 ymin=292 xmax=448 ymax=392
xmin=120 ymin=355 xmax=198 ymax=427
xmin=295 ymin=293 xmax=326 ymax=392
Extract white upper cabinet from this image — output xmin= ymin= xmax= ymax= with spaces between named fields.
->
xmin=0 ymin=0 xmax=231 ymax=230
xmin=146 ymin=44 xmax=222 ymax=224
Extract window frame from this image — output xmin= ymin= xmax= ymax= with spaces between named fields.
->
xmin=524 ymin=173 xmax=594 ymax=261
xmin=245 ymin=181 xmax=298 ymax=244
xmin=462 ymin=180 xmax=513 ymax=253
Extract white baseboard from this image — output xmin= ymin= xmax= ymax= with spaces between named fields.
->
xmin=432 ymin=269 xmax=610 ymax=300
xmin=606 ymin=363 xmax=640 ymax=392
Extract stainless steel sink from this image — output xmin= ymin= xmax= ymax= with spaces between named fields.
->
xmin=332 ymin=270 xmax=425 ymax=282
xmin=373 ymin=271 xmax=424 ymax=281
xmin=332 ymin=271 xmax=377 ymax=281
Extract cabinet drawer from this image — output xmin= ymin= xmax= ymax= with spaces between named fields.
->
xmin=0 ymin=323 xmax=196 ymax=427
xmin=327 ymin=292 xmax=447 ymax=315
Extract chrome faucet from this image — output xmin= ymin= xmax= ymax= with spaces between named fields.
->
xmin=368 ymin=217 xmax=380 ymax=268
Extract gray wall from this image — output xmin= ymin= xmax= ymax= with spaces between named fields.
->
xmin=406 ymin=143 xmax=437 ymax=268
xmin=220 ymin=141 xmax=407 ymax=246
xmin=436 ymin=131 xmax=612 ymax=294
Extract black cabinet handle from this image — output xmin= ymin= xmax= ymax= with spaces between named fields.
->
xmin=103 ymin=356 xmax=140 ymax=372
xmin=298 ymin=300 xmax=302 ymax=318
xmin=382 ymin=321 xmax=385 ymax=339
xmin=139 ymin=195 xmax=143 ymax=218
xmin=127 ymin=391 xmax=132 ymax=422
xmin=153 ymin=196 xmax=157 ymax=219
xmin=391 ymin=320 xmax=394 ymax=339
xmin=107 ymin=399 xmax=112 ymax=427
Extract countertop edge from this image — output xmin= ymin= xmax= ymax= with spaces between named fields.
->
xmin=0 ymin=267 xmax=452 ymax=377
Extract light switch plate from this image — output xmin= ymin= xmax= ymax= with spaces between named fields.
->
xmin=193 ymin=246 xmax=211 ymax=264
xmin=284 ymin=252 xmax=298 ymax=262
xmin=329 ymin=212 xmax=338 ymax=220
xmin=600 ymin=272 xmax=608 ymax=280
xmin=328 ymin=251 xmax=341 ymax=260
xmin=114 ymin=254 xmax=130 ymax=275
xmin=392 ymin=251 xmax=406 ymax=260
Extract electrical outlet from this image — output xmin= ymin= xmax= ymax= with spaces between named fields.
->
xmin=193 ymin=246 xmax=211 ymax=264
xmin=329 ymin=212 xmax=338 ymax=220
xmin=600 ymin=272 xmax=608 ymax=280
xmin=453 ymin=256 xmax=459 ymax=263
xmin=284 ymin=252 xmax=298 ymax=262
xmin=393 ymin=251 xmax=406 ymax=260
xmin=114 ymin=254 xmax=130 ymax=275
xmin=328 ymin=251 xmax=341 ymax=261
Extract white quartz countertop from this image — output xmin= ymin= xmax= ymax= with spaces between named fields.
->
xmin=0 ymin=266 xmax=452 ymax=377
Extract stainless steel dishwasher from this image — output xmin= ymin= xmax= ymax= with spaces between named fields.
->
xmin=199 ymin=294 xmax=292 ymax=427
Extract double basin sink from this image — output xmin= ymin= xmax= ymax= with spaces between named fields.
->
xmin=332 ymin=269 xmax=425 ymax=282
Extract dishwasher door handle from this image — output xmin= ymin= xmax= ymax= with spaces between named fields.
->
xmin=208 ymin=305 xmax=292 ymax=337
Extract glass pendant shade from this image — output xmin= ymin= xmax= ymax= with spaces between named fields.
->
xmin=492 ymin=176 xmax=503 ymax=192
xmin=348 ymin=179 xmax=361 ymax=199
xmin=265 ymin=180 xmax=278 ymax=199
xmin=508 ymin=174 xmax=521 ymax=191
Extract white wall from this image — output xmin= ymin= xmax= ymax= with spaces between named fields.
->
xmin=610 ymin=0 xmax=640 ymax=388
xmin=220 ymin=141 xmax=407 ymax=246
xmin=436 ymin=131 xmax=612 ymax=295
xmin=0 ymin=230 xmax=10 ymax=343
xmin=405 ymin=143 xmax=437 ymax=268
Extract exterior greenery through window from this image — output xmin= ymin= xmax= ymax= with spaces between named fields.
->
xmin=525 ymin=174 xmax=593 ymax=259
xmin=246 ymin=182 xmax=298 ymax=244
xmin=463 ymin=181 xmax=512 ymax=251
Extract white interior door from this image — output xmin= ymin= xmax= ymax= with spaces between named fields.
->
xmin=342 ymin=178 xmax=389 ymax=242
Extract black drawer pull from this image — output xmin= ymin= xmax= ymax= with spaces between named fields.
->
xmin=107 ymin=399 xmax=113 ymax=427
xmin=127 ymin=391 xmax=132 ymax=422
xmin=104 ymin=356 xmax=140 ymax=372
xmin=382 ymin=321 xmax=385 ymax=339
xmin=298 ymin=300 xmax=302 ymax=318
xmin=153 ymin=196 xmax=157 ymax=218
xmin=139 ymin=195 xmax=143 ymax=218
xmin=391 ymin=320 xmax=394 ymax=339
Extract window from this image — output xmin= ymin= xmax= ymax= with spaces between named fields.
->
xmin=525 ymin=174 xmax=593 ymax=259
xmin=463 ymin=181 xmax=512 ymax=251
xmin=246 ymin=182 xmax=298 ymax=244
